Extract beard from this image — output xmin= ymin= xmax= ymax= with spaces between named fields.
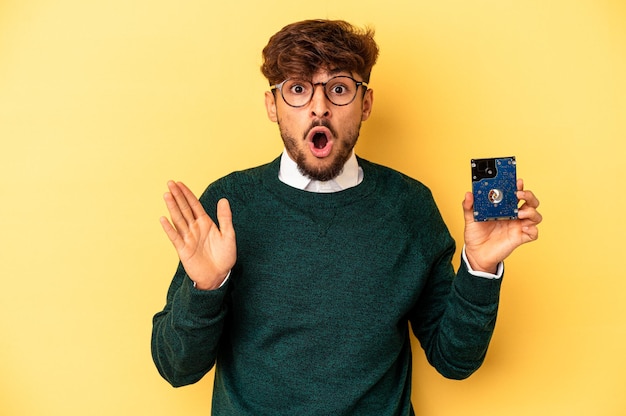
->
xmin=279 ymin=119 xmax=361 ymax=182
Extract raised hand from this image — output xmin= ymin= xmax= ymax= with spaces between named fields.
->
xmin=160 ymin=181 xmax=237 ymax=290
xmin=462 ymin=179 xmax=542 ymax=274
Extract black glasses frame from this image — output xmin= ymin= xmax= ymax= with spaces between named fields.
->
xmin=271 ymin=76 xmax=368 ymax=108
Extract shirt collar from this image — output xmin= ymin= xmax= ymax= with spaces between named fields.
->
xmin=278 ymin=148 xmax=362 ymax=192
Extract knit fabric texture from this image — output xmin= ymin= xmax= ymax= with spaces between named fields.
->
xmin=152 ymin=156 xmax=503 ymax=415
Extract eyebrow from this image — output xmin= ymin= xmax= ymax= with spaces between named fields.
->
xmin=327 ymin=68 xmax=351 ymax=77
xmin=306 ymin=69 xmax=354 ymax=82
xmin=285 ymin=69 xmax=354 ymax=83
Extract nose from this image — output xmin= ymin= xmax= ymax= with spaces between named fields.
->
xmin=309 ymin=84 xmax=331 ymax=118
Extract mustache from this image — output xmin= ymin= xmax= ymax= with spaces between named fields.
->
xmin=305 ymin=119 xmax=337 ymax=138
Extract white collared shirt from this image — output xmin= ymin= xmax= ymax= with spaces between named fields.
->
xmin=278 ymin=149 xmax=363 ymax=192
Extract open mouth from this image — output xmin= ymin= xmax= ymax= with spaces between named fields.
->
xmin=307 ymin=127 xmax=333 ymax=158
xmin=312 ymin=132 xmax=329 ymax=149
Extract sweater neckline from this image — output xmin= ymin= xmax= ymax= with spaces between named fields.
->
xmin=262 ymin=155 xmax=378 ymax=208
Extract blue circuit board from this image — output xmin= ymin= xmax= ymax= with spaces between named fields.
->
xmin=471 ymin=157 xmax=518 ymax=221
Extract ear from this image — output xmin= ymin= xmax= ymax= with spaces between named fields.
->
xmin=361 ymin=89 xmax=374 ymax=121
xmin=265 ymin=91 xmax=278 ymax=122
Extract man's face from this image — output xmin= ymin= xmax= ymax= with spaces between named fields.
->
xmin=265 ymin=70 xmax=374 ymax=181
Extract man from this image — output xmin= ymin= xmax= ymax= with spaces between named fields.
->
xmin=151 ymin=19 xmax=542 ymax=415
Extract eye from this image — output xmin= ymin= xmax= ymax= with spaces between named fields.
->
xmin=332 ymin=85 xmax=346 ymax=94
xmin=327 ymin=79 xmax=353 ymax=96
xmin=287 ymin=81 xmax=309 ymax=95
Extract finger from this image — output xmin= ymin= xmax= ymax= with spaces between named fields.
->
xmin=462 ymin=192 xmax=475 ymax=224
xmin=517 ymin=189 xmax=540 ymax=209
xmin=517 ymin=178 xmax=524 ymax=192
xmin=216 ymin=198 xmax=234 ymax=237
xmin=522 ymin=224 xmax=540 ymax=242
xmin=167 ymin=180 xmax=196 ymax=224
xmin=159 ymin=215 xmax=185 ymax=251
xmin=177 ymin=181 xmax=210 ymax=222
xmin=163 ymin=189 xmax=190 ymax=235
xmin=518 ymin=205 xmax=543 ymax=225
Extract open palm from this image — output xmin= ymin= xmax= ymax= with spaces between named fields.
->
xmin=160 ymin=181 xmax=237 ymax=290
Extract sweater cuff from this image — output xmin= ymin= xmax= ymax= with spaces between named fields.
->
xmin=454 ymin=262 xmax=503 ymax=306
xmin=180 ymin=274 xmax=229 ymax=319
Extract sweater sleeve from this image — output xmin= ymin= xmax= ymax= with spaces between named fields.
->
xmin=151 ymin=178 xmax=239 ymax=387
xmin=404 ymin=180 xmax=503 ymax=380
xmin=151 ymin=261 xmax=229 ymax=387
xmin=410 ymin=239 xmax=503 ymax=380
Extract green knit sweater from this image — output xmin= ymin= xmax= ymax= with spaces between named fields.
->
xmin=152 ymin=156 xmax=503 ymax=415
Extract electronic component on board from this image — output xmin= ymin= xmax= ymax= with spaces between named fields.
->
xmin=471 ymin=156 xmax=518 ymax=221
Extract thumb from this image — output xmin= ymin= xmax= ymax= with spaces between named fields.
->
xmin=216 ymin=198 xmax=235 ymax=237
xmin=462 ymin=192 xmax=475 ymax=224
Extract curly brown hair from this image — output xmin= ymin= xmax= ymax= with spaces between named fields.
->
xmin=261 ymin=19 xmax=379 ymax=85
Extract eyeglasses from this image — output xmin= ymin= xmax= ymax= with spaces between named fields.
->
xmin=271 ymin=76 xmax=368 ymax=108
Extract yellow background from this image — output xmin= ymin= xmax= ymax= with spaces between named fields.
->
xmin=1 ymin=0 xmax=625 ymax=415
